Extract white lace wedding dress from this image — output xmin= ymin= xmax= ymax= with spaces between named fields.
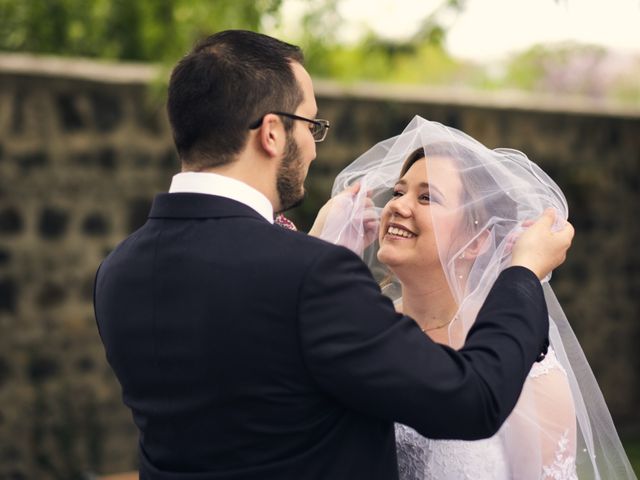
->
xmin=395 ymin=348 xmax=578 ymax=480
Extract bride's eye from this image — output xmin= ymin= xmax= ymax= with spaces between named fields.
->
xmin=391 ymin=190 xmax=404 ymax=198
xmin=419 ymin=194 xmax=431 ymax=203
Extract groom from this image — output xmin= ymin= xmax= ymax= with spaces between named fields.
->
xmin=94 ymin=30 xmax=574 ymax=479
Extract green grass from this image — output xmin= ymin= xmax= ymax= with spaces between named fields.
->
xmin=624 ymin=439 xmax=640 ymax=475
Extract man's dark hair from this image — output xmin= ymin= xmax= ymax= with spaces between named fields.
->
xmin=167 ymin=30 xmax=304 ymax=170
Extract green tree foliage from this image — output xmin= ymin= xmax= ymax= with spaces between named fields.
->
xmin=484 ymin=42 xmax=640 ymax=104
xmin=2 ymin=1 xmax=634 ymax=104
xmin=0 ymin=0 xmax=284 ymax=61
xmin=294 ymin=0 xmax=467 ymax=84
xmin=0 ymin=0 xmax=464 ymax=85
xmin=305 ymin=35 xmax=463 ymax=85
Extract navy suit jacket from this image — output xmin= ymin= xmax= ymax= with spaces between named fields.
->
xmin=94 ymin=193 xmax=548 ymax=480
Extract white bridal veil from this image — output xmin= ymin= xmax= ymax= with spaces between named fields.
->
xmin=320 ymin=116 xmax=636 ymax=479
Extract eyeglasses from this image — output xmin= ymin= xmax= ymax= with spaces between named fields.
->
xmin=249 ymin=111 xmax=330 ymax=142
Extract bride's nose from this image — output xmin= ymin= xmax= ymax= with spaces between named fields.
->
xmin=389 ymin=196 xmax=412 ymax=218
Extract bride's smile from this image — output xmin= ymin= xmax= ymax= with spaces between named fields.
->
xmin=385 ymin=223 xmax=418 ymax=239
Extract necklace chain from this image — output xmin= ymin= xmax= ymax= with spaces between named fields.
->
xmin=421 ymin=316 xmax=455 ymax=333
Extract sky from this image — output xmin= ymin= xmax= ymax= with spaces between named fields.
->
xmin=282 ymin=0 xmax=640 ymax=62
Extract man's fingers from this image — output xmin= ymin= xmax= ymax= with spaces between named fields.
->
xmin=535 ymin=208 xmax=556 ymax=229
xmin=521 ymin=219 xmax=535 ymax=228
xmin=346 ymin=182 xmax=361 ymax=195
xmin=523 ymin=208 xmax=557 ymax=234
xmin=557 ymin=221 xmax=575 ymax=245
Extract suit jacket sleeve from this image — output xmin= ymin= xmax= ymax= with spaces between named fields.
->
xmin=298 ymin=245 xmax=548 ymax=440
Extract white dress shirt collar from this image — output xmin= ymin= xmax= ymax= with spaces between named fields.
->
xmin=168 ymin=172 xmax=274 ymax=224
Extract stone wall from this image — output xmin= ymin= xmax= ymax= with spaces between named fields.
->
xmin=0 ymin=54 xmax=638 ymax=478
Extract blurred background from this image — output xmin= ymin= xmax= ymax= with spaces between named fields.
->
xmin=0 ymin=0 xmax=638 ymax=478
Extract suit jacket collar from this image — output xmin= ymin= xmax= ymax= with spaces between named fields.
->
xmin=148 ymin=193 xmax=270 ymax=222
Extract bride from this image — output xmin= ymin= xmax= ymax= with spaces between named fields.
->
xmin=313 ymin=116 xmax=636 ymax=479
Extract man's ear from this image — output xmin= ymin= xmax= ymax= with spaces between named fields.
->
xmin=464 ymin=229 xmax=491 ymax=260
xmin=259 ymin=113 xmax=284 ymax=158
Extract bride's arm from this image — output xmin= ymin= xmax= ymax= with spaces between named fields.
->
xmin=503 ymin=349 xmax=577 ymax=479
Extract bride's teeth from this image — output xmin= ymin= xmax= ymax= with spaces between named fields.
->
xmin=387 ymin=226 xmax=415 ymax=238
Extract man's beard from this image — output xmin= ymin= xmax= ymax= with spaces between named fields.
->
xmin=275 ymin=132 xmax=306 ymax=213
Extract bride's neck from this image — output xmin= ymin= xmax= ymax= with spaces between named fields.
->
xmin=400 ymin=274 xmax=458 ymax=338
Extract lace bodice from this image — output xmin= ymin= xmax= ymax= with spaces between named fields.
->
xmin=395 ymin=423 xmax=509 ymax=480
xmin=395 ymin=348 xmax=578 ymax=480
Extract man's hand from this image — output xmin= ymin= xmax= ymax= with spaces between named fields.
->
xmin=308 ymin=183 xmax=379 ymax=254
xmin=511 ymin=208 xmax=575 ymax=280
xmin=307 ymin=184 xmax=361 ymax=238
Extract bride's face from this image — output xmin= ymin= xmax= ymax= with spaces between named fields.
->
xmin=377 ymin=157 xmax=464 ymax=279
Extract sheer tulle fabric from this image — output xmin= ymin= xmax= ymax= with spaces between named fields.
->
xmin=320 ymin=116 xmax=636 ymax=479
